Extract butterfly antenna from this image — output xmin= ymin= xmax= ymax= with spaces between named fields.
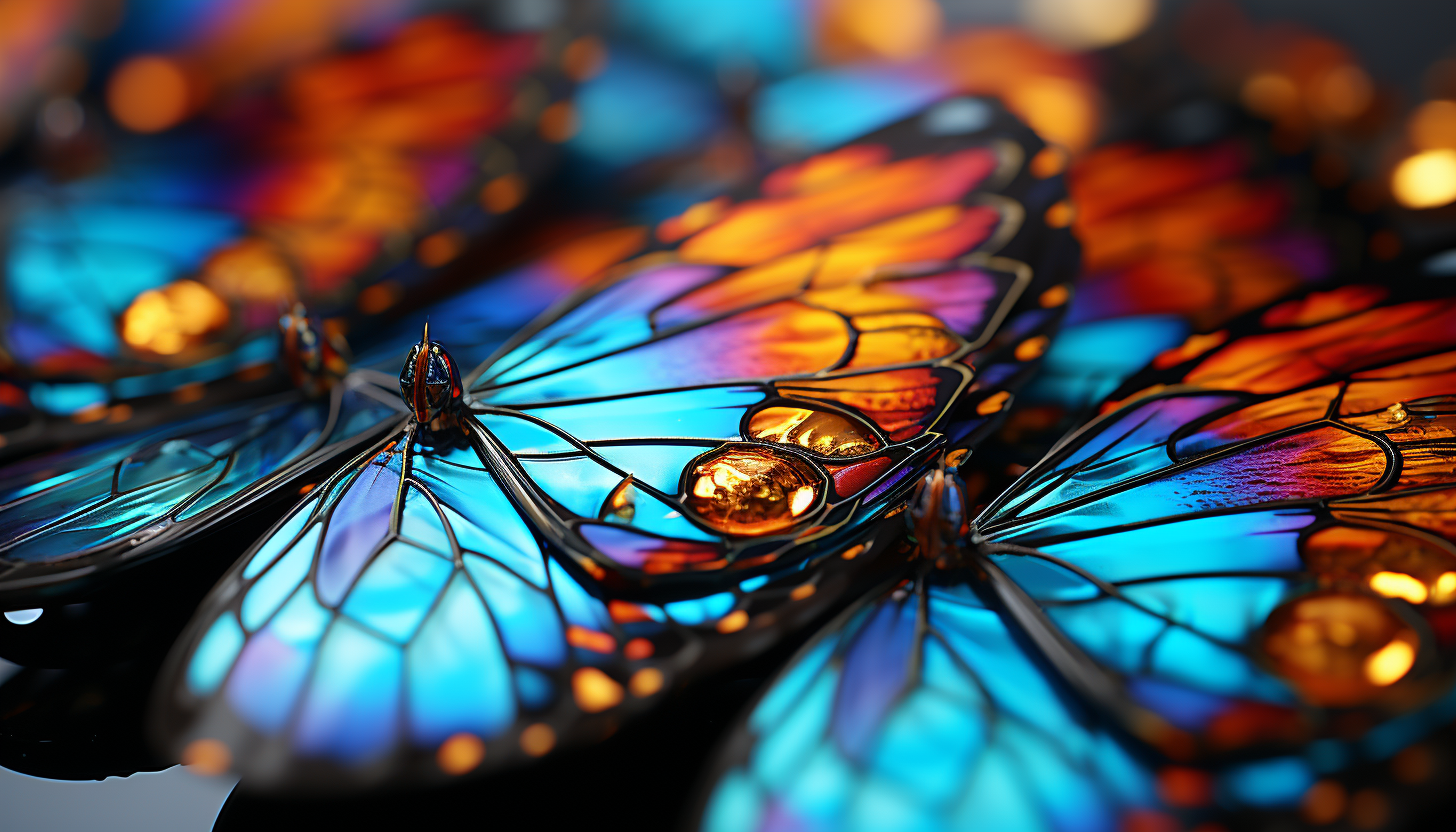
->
xmin=421 ymin=319 xmax=430 ymax=346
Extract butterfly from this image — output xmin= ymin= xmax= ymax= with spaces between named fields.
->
xmin=0 ymin=12 xmax=575 ymax=458
xmin=147 ymin=95 xmax=1078 ymax=790
xmin=696 ymin=278 xmax=1456 ymax=830
xmin=0 ymin=225 xmax=644 ymax=665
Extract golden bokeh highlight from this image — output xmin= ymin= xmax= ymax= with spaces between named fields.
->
xmin=790 ymin=583 xmax=816 ymax=601
xmin=181 ymin=738 xmax=232 ymax=776
xmin=416 ymin=228 xmax=466 ymax=268
xmin=748 ymin=406 xmax=880 ymax=457
xmin=572 ymin=667 xmax=624 ymax=713
xmin=1393 ymin=149 xmax=1456 ymax=209
xmin=1301 ymin=780 xmax=1347 ymax=826
xmin=1410 ymin=100 xmax=1456 ymax=149
xmin=817 ymin=0 xmax=942 ymax=62
xmin=200 ymin=240 xmax=294 ymax=304
xmin=629 ymin=667 xmax=664 ymax=698
xmin=624 ymin=638 xmax=655 ymax=660
xmin=1021 ymin=0 xmax=1156 ymax=50
xmin=1014 ymin=335 xmax=1050 ymax=361
xmin=1261 ymin=592 xmax=1418 ymax=705
xmin=519 ymin=723 xmax=555 ymax=757
xmin=1038 ymin=284 xmax=1070 ymax=308
xmin=716 ymin=610 xmax=749 ymax=633
xmin=436 ymin=733 xmax=485 ymax=775
xmin=108 ymin=55 xmax=191 ymax=132
xmin=976 ymin=390 xmax=1011 ymax=415
xmin=481 ymin=173 xmax=526 ymax=214
xmin=357 ymin=282 xmax=403 ymax=315
xmin=562 ymin=36 xmax=607 ymax=81
xmin=1368 ymin=570 xmax=1428 ymax=604
xmin=121 ymin=280 xmax=230 ymax=356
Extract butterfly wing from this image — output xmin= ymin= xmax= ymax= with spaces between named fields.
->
xmin=695 ymin=573 xmax=1172 ymax=832
xmin=152 ymin=96 xmax=1078 ymax=788
xmin=0 ymin=12 xmax=571 ymax=456
xmin=977 ymin=284 xmax=1456 ymax=781
xmin=0 ymin=224 xmax=642 ymax=606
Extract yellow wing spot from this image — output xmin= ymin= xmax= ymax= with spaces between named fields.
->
xmin=1014 ymin=335 xmax=1049 ymax=361
xmin=976 ymin=390 xmax=1011 ymax=415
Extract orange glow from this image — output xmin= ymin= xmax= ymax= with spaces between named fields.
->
xmin=629 ymin=667 xmax=664 ymax=697
xmin=565 ymin=625 xmax=616 ymax=654
xmin=1030 ymin=146 xmax=1069 ymax=179
xmin=181 ymin=738 xmax=231 ymax=776
xmin=481 ymin=173 xmax=526 ymax=214
xmin=121 ymin=280 xmax=230 ymax=356
xmin=538 ymin=101 xmax=577 ymax=142
xmin=657 ymin=197 xmax=730 ymax=243
xmin=416 ymin=228 xmax=465 ymax=267
xmin=1302 ymin=781 xmax=1348 ymax=826
xmin=1044 ymin=200 xmax=1075 ymax=228
xmin=1369 ymin=571 xmax=1428 ymax=604
xmin=1365 ymin=637 xmax=1416 ymax=686
xmin=562 ymin=36 xmax=607 ymax=81
xmin=357 ymin=282 xmax=403 ymax=314
xmin=1409 ymin=100 xmax=1456 ymax=150
xmin=436 ymin=733 xmax=485 ymax=775
xmin=520 ymin=723 xmax=555 ymax=757
xmin=624 ymin=638 xmax=654 ymax=660
xmin=976 ymin=390 xmax=1011 ymax=415
xmin=1393 ymin=149 xmax=1456 ymax=209
xmin=572 ymin=667 xmax=624 ymax=713
xmin=790 ymin=583 xmax=816 ymax=601
xmin=608 ymin=600 xmax=654 ymax=624
xmin=783 ymin=368 xmax=944 ymax=437
xmin=1039 ymin=284 xmax=1070 ymax=307
xmin=1022 ymin=0 xmax=1155 ymax=50
xmin=848 ymin=327 xmax=959 ymax=369
xmin=716 ymin=610 xmax=749 ymax=633
xmin=200 ymin=240 xmax=295 ymax=304
xmin=763 ymin=145 xmax=892 ymax=197
xmin=108 ymin=55 xmax=191 ymax=132
xmin=841 ymin=544 xmax=865 ymax=560
xmin=1015 ymin=335 xmax=1050 ymax=361
xmin=1262 ymin=592 xmax=1418 ymax=705
xmin=817 ymin=0 xmax=942 ymax=62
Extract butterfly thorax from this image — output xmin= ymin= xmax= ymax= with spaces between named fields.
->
xmin=907 ymin=466 xmax=970 ymax=568
xmin=278 ymin=304 xmax=349 ymax=398
xmin=399 ymin=322 xmax=464 ymax=436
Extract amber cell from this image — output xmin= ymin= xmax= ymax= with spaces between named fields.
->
xmin=685 ymin=447 xmax=824 ymax=535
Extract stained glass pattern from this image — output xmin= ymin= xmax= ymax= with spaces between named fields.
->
xmin=152 ymin=96 xmax=1079 ymax=787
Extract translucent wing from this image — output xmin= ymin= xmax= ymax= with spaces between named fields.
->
xmin=0 ymin=226 xmax=639 ymax=606
xmin=0 ymin=13 xmax=568 ymax=417
xmin=977 ymin=283 xmax=1456 ymax=793
xmin=696 ymin=574 xmax=1171 ymax=832
xmin=153 ymin=97 xmax=1078 ymax=788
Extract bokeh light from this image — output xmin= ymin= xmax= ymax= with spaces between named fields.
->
xmin=1393 ymin=148 xmax=1456 ymax=209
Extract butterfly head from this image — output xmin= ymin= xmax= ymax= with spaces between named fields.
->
xmin=399 ymin=321 xmax=463 ymax=429
xmin=278 ymin=304 xmax=348 ymax=396
xmin=907 ymin=465 xmax=968 ymax=565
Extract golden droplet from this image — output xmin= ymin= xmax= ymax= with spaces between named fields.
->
xmin=1385 ymin=401 xmax=1409 ymax=426
xmin=629 ymin=667 xmax=664 ymax=698
xmin=520 ymin=723 xmax=555 ymax=757
xmin=436 ymin=733 xmax=485 ymax=775
xmin=1037 ymin=284 xmax=1069 ymax=308
xmin=1261 ymin=591 xmax=1419 ymax=705
xmin=684 ymin=447 xmax=823 ymax=535
xmin=748 ymin=406 xmax=879 ymax=457
xmin=181 ymin=738 xmax=231 ymax=776
xmin=572 ymin=667 xmax=624 ymax=713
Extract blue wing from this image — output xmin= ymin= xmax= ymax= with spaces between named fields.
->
xmin=972 ymin=286 xmax=1456 ymax=795
xmin=697 ymin=574 xmax=1170 ymax=832
xmin=152 ymin=98 xmax=1079 ymax=788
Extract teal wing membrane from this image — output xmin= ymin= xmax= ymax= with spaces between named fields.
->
xmin=152 ymin=97 xmax=1079 ymax=789
xmin=973 ymin=284 xmax=1456 ymax=809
